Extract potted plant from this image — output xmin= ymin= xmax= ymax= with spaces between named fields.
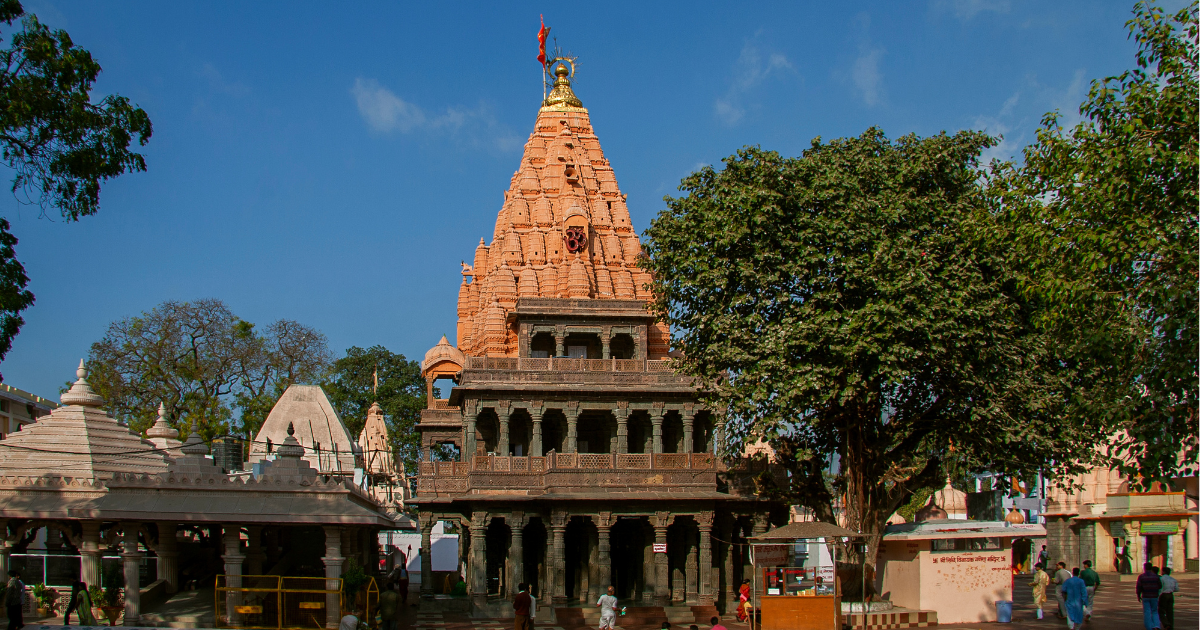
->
xmin=30 ymin=583 xmax=58 ymax=617
xmin=340 ymin=557 xmax=368 ymax=614
xmin=96 ymin=562 xmax=125 ymax=626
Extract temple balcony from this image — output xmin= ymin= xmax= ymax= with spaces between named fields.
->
xmin=453 ymin=356 xmax=693 ymax=394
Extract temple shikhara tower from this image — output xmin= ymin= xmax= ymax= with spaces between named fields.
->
xmin=415 ymin=61 xmax=778 ymax=621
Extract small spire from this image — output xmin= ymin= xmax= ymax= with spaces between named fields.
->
xmin=147 ymin=402 xmax=180 ymax=440
xmin=276 ymin=422 xmax=305 ymax=459
xmin=60 ymin=359 xmax=104 ymax=407
xmin=180 ymin=419 xmax=208 ymax=457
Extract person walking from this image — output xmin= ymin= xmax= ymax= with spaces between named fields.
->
xmin=1063 ymin=568 xmax=1087 ymax=630
xmin=1053 ymin=562 xmax=1071 ymax=618
xmin=1038 ymin=545 xmax=1050 ymax=568
xmin=735 ymin=579 xmax=751 ymax=622
xmin=1079 ymin=560 xmax=1100 ymax=621
xmin=596 ymin=585 xmax=618 ymax=630
xmin=512 ymin=582 xmax=533 ymax=630
xmin=1030 ymin=563 xmax=1051 ymax=620
xmin=1135 ymin=562 xmax=1162 ymax=630
xmin=5 ymin=569 xmax=24 ymax=630
xmin=62 ymin=580 xmax=96 ymax=626
xmin=378 ymin=581 xmax=399 ymax=630
xmin=1158 ymin=567 xmax=1178 ymax=630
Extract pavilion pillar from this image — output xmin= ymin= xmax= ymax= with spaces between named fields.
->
xmin=465 ymin=409 xmax=479 ymax=460
xmin=597 ymin=513 xmax=613 ymax=595
xmin=122 ymin=523 xmax=144 ymax=625
xmin=698 ymin=513 xmax=714 ymax=605
xmin=651 ymin=412 xmax=664 ymax=454
xmin=682 ymin=408 xmax=695 ymax=453
xmin=157 ymin=522 xmax=180 ymax=594
xmin=654 ymin=513 xmax=671 ymax=606
xmin=643 ymin=523 xmax=656 ymax=603
xmin=722 ymin=518 xmax=735 ymax=612
xmin=469 ymin=511 xmax=488 ymax=605
xmin=508 ymin=512 xmax=526 ymax=599
xmin=530 ymin=407 xmax=544 ymax=457
xmin=80 ymin=521 xmax=103 ymax=590
xmin=565 ymin=406 xmax=579 ymax=453
xmin=601 ymin=332 xmax=611 ymax=360
xmin=418 ymin=514 xmax=434 ymax=599
xmin=554 ymin=333 xmax=565 ymax=358
xmin=497 ymin=407 xmax=511 ymax=456
xmin=222 ymin=525 xmax=246 ymax=627
xmin=322 ymin=526 xmax=345 ymax=629
xmin=615 ymin=407 xmax=629 ymax=454
xmin=685 ymin=526 xmax=699 ymax=604
xmin=341 ymin=527 xmax=359 ymax=570
xmin=551 ymin=512 xmax=568 ymax=605
xmin=0 ymin=533 xmax=10 ymax=584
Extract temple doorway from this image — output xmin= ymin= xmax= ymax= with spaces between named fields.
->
xmin=564 ymin=517 xmax=597 ymax=602
xmin=523 ymin=518 xmax=547 ymax=599
xmin=486 ymin=519 xmax=511 ymax=595
xmin=611 ymin=517 xmax=647 ymax=601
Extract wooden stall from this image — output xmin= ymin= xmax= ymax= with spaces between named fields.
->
xmin=749 ymin=522 xmax=864 ymax=630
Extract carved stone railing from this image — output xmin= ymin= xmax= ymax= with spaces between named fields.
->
xmin=464 ymin=356 xmax=676 ymax=373
xmin=428 ymin=399 xmax=459 ymax=410
xmin=428 ymin=452 xmax=718 ymax=476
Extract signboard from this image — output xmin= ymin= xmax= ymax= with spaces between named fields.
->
xmin=1140 ymin=521 xmax=1179 ymax=534
xmin=753 ymin=544 xmax=790 ymax=567
xmin=298 ymin=602 xmax=325 ymax=610
xmin=1110 ymin=521 xmax=1126 ymax=538
xmin=235 ymin=606 xmax=263 ymax=614
xmin=652 ymin=543 xmax=667 ymax=553
xmin=1013 ymin=498 xmax=1043 ymax=511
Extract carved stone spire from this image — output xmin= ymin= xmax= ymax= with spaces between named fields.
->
xmin=60 ymin=360 xmax=103 ymax=407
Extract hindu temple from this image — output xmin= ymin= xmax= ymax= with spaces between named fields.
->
xmin=413 ymin=60 xmax=781 ymax=622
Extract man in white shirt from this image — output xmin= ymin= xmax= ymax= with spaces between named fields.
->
xmin=1159 ymin=567 xmax=1179 ymax=630
xmin=596 ymin=585 xmax=618 ymax=630
xmin=1053 ymin=562 xmax=1072 ymax=619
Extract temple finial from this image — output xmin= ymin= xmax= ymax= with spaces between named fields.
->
xmin=543 ymin=61 xmax=582 ymax=109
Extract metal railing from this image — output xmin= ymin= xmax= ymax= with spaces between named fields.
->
xmin=215 ymin=575 xmax=369 ymax=630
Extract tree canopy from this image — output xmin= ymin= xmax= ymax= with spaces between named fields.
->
xmin=322 ymin=345 xmax=426 ymax=475
xmin=0 ymin=0 xmax=152 ymax=375
xmin=995 ymin=0 xmax=1198 ymax=484
xmin=86 ymin=299 xmax=332 ymax=440
xmin=643 ymin=130 xmax=1101 ymax=561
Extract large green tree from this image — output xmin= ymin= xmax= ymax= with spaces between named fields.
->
xmin=86 ymin=299 xmax=331 ymax=440
xmin=642 ymin=131 xmax=1101 ymax=563
xmin=0 ymin=0 xmax=152 ymax=374
xmin=996 ymin=1 xmax=1198 ymax=484
xmin=322 ymin=345 xmax=425 ymax=475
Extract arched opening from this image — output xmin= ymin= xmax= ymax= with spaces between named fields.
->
xmin=628 ymin=412 xmax=652 ymax=454
xmin=609 ymin=333 xmax=636 ymax=360
xmin=477 ymin=410 xmax=499 ymax=454
xmin=486 ymin=519 xmax=511 ymax=596
xmin=509 ymin=410 xmax=531 ymax=456
xmin=431 ymin=442 xmax=460 ymax=462
xmin=576 ymin=411 xmax=614 ymax=454
xmin=661 ymin=411 xmax=684 ymax=453
xmin=564 ymin=332 xmax=601 ymax=359
xmin=564 ymin=517 xmax=598 ymax=602
xmin=542 ymin=410 xmax=566 ymax=454
xmin=611 ymin=518 xmax=648 ymax=601
xmin=523 ymin=519 xmax=548 ymax=599
xmin=530 ymin=332 xmax=555 ymax=358
xmin=692 ymin=411 xmax=713 ymax=453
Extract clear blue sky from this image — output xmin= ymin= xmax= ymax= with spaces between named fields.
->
xmin=0 ymin=0 xmax=1161 ymax=398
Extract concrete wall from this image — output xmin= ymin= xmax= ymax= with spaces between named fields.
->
xmin=876 ymin=540 xmax=923 ymax=610
xmin=918 ymin=545 xmax=1012 ymax=624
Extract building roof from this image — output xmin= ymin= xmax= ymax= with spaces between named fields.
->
xmin=883 ymin=519 xmax=1046 ymax=540
xmin=0 ymin=383 xmax=58 ymax=412
xmin=749 ymin=521 xmax=863 ymax=540
xmin=248 ymin=385 xmax=358 ymax=473
xmin=0 ymin=362 xmax=170 ymax=479
xmin=449 ymin=61 xmax=669 ymax=359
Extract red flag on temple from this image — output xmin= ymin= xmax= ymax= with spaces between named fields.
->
xmin=537 ymin=16 xmax=550 ymax=67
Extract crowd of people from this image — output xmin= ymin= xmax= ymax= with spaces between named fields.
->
xmin=1030 ymin=556 xmax=1179 ymax=630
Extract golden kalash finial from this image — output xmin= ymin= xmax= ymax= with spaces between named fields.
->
xmin=543 ymin=60 xmax=582 ymax=108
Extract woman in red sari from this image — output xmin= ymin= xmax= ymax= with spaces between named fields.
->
xmin=736 ymin=579 xmax=752 ymax=622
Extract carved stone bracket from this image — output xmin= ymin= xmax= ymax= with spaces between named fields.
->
xmin=696 ymin=511 xmax=715 ymax=528
xmin=470 ymin=511 xmax=489 ymax=531
xmin=508 ymin=510 xmax=528 ymax=529
xmin=654 ymin=511 xmax=673 ymax=529
xmin=616 ymin=400 xmax=629 ymax=410
xmin=551 ymin=510 xmax=569 ymax=528
xmin=595 ymin=511 xmax=616 ymax=529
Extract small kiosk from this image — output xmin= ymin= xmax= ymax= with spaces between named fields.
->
xmin=749 ymin=521 xmax=865 ymax=630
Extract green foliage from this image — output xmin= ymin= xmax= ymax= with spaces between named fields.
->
xmin=100 ymin=561 xmax=123 ymax=608
xmin=30 ymin=582 xmax=56 ymax=609
xmin=86 ymin=299 xmax=332 ymax=440
xmin=323 ymin=345 xmax=425 ymax=475
xmin=895 ymin=488 xmax=936 ymax=524
xmin=643 ymin=130 xmax=1101 ymax=560
xmin=0 ymin=218 xmax=31 ymax=378
xmin=87 ymin=584 xmax=105 ymax=607
xmin=994 ymin=1 xmax=1198 ymax=485
xmin=340 ymin=556 xmax=368 ymax=603
xmin=0 ymin=1 xmax=150 ymax=373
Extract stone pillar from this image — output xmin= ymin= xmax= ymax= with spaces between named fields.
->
xmin=469 ymin=511 xmax=488 ymax=605
xmin=497 ymin=406 xmax=511 ymax=456
xmin=418 ymin=514 xmax=434 ymax=599
xmin=654 ymin=512 xmax=671 ymax=606
xmin=651 ymin=412 xmax=664 ymax=454
xmin=222 ymin=524 xmax=245 ymax=627
xmin=685 ymin=526 xmax=699 ymax=604
xmin=322 ymin=526 xmax=344 ymax=629
xmin=615 ymin=406 xmax=629 ymax=454
xmin=698 ymin=513 xmax=714 ymax=605
xmin=722 ymin=518 xmax=735 ymax=611
xmin=715 ymin=418 xmax=728 ymax=456
xmin=1172 ymin=519 xmax=1187 ymax=570
xmin=246 ymin=525 xmax=265 ymax=576
xmin=554 ymin=333 xmax=565 ymax=358
xmin=682 ymin=407 xmax=695 ymax=453
xmin=551 ymin=512 xmax=568 ymax=605
xmin=602 ymin=333 xmax=611 ymax=360
xmin=465 ymin=409 xmax=479 ymax=461
xmin=0 ymin=536 xmax=9 ymax=587
xmin=642 ymin=527 xmax=656 ymax=603
xmin=509 ymin=512 xmax=526 ymax=598
xmin=157 ymin=522 xmax=180 ymax=594
xmin=530 ymin=407 xmax=544 ymax=457
xmin=565 ymin=406 xmax=579 ymax=453
xmin=80 ymin=521 xmax=103 ymax=590
xmin=122 ymin=524 xmax=144 ymax=625
xmin=597 ymin=513 xmax=613 ymax=596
